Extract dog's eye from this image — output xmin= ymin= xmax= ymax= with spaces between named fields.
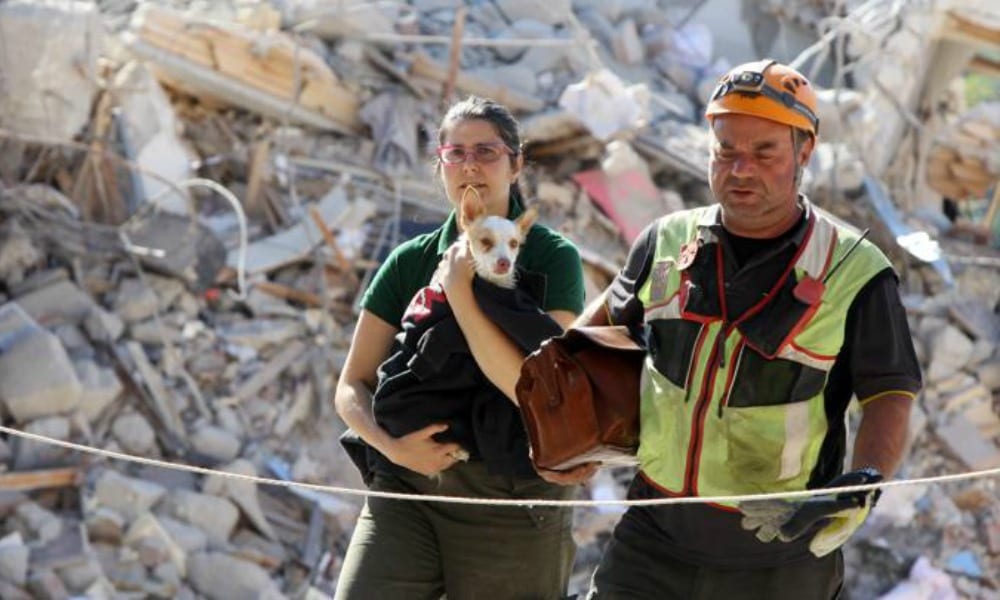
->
xmin=479 ymin=237 xmax=493 ymax=251
xmin=509 ymin=239 xmax=519 ymax=250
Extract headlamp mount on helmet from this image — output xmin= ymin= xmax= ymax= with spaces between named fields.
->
xmin=708 ymin=61 xmax=820 ymax=135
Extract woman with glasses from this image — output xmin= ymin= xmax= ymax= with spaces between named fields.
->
xmin=334 ymin=96 xmax=586 ymax=599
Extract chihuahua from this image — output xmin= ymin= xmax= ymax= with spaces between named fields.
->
xmin=456 ymin=185 xmax=537 ymax=288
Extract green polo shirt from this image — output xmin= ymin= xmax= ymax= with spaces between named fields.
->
xmin=361 ymin=198 xmax=585 ymax=327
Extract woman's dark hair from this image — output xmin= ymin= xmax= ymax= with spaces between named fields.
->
xmin=436 ymin=96 xmax=527 ymax=208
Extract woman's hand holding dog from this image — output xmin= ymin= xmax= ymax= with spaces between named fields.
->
xmin=438 ymin=241 xmax=476 ymax=298
xmin=386 ymin=423 xmax=465 ymax=477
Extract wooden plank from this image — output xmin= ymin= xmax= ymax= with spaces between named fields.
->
xmin=408 ymin=52 xmax=544 ymax=113
xmin=968 ymin=53 xmax=1000 ymax=78
xmin=308 ymin=206 xmax=358 ymax=285
xmin=0 ymin=467 xmax=80 ymax=492
xmin=245 ymin=138 xmax=272 ymax=219
xmin=442 ymin=8 xmax=467 ymax=106
xmin=253 ymin=280 xmax=323 ymax=307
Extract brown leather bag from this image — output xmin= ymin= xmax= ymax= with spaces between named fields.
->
xmin=516 ymin=326 xmax=645 ymax=471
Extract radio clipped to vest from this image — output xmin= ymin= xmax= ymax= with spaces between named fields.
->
xmin=515 ymin=326 xmax=644 ymax=471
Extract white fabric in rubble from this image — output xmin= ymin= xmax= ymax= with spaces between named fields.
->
xmin=558 ymin=69 xmax=649 ymax=141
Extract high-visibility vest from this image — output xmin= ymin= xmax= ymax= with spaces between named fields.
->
xmin=635 ymin=201 xmax=890 ymax=505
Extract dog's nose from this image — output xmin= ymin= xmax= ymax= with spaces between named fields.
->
xmin=495 ymin=258 xmax=511 ymax=273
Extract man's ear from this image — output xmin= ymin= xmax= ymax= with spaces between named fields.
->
xmin=799 ymin=135 xmax=816 ymax=168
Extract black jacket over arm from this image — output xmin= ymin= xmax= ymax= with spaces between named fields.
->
xmin=344 ymin=270 xmax=561 ymax=482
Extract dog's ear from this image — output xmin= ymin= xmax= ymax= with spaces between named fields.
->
xmin=459 ymin=186 xmax=486 ymax=229
xmin=516 ymin=206 xmax=538 ymax=236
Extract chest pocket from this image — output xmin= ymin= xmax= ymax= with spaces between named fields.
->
xmin=728 ymin=346 xmax=827 ymax=408
xmin=646 ymin=319 xmax=704 ymax=390
xmin=723 ymin=346 xmax=828 ymax=487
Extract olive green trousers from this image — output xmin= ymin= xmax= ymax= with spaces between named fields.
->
xmin=335 ymin=461 xmax=575 ymax=600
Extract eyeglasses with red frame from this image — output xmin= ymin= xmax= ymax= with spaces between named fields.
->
xmin=436 ymin=142 xmax=515 ymax=166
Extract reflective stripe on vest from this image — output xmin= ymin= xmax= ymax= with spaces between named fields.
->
xmin=635 ymin=201 xmax=890 ymax=505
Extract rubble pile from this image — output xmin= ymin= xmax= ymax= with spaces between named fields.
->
xmin=0 ymin=0 xmax=997 ymax=598
xmin=926 ymin=102 xmax=1000 ymax=201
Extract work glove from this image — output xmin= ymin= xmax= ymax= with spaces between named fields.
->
xmin=738 ymin=467 xmax=883 ymax=557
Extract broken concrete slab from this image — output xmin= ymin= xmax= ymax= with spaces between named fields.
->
xmin=13 ymin=502 xmax=62 ymax=546
xmin=73 ymin=359 xmax=123 ymax=423
xmin=926 ymin=324 xmax=975 ymax=382
xmin=93 ymin=471 xmax=166 ymax=523
xmin=13 ymin=416 xmax=71 ymax=471
xmin=935 ymin=412 xmax=1000 ymax=470
xmin=202 ymin=459 xmax=277 ymax=542
xmin=229 ymin=187 xmax=375 ymax=275
xmin=0 ymin=533 xmax=29 ymax=586
xmin=113 ymin=62 xmax=196 ymax=215
xmin=123 ymin=513 xmax=187 ymax=577
xmin=157 ymin=517 xmax=208 ymax=556
xmin=110 ymin=412 xmax=157 ymax=456
xmin=12 ymin=278 xmax=98 ymax=328
xmin=188 ymin=424 xmax=241 ymax=464
xmin=187 ymin=551 xmax=284 ymax=600
xmin=0 ymin=1 xmax=102 ymax=141
xmin=219 ymin=319 xmax=305 ymax=352
xmin=0 ymin=219 xmax=43 ymax=287
xmin=119 ymin=210 xmax=227 ymax=293
xmin=160 ymin=491 xmax=239 ymax=545
xmin=0 ymin=303 xmax=82 ymax=423
xmin=82 ymin=308 xmax=125 ymax=346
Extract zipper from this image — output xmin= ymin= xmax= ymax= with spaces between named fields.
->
xmin=683 ymin=324 xmax=728 ymax=494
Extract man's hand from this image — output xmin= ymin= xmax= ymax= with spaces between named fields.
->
xmin=385 ymin=423 xmax=466 ymax=477
xmin=535 ymin=462 xmax=600 ymax=486
xmin=739 ymin=467 xmax=883 ymax=557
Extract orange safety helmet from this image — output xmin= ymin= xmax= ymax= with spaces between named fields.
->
xmin=705 ymin=59 xmax=819 ymax=137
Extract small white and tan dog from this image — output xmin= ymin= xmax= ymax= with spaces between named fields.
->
xmin=456 ymin=186 xmax=536 ymax=289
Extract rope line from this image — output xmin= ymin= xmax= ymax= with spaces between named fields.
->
xmin=3 ymin=425 xmax=998 ymax=508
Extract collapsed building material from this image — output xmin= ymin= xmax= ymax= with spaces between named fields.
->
xmin=0 ymin=2 xmax=102 ymax=141
xmin=124 ymin=4 xmax=362 ymax=134
xmin=926 ymin=102 xmax=1000 ymax=200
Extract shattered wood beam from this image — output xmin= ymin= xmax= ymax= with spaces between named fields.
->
xmin=407 ymin=52 xmax=544 ymax=113
xmin=308 ymin=206 xmax=359 ymax=285
xmin=442 ymin=8 xmax=468 ymax=106
xmin=943 ymin=9 xmax=1000 ymax=48
xmin=0 ymin=467 xmax=80 ymax=492
xmin=968 ymin=54 xmax=1000 ymax=77
xmin=245 ymin=139 xmax=272 ymax=219
xmin=253 ymin=280 xmax=323 ymax=307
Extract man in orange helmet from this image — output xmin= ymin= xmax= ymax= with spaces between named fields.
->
xmin=549 ymin=60 xmax=922 ymax=598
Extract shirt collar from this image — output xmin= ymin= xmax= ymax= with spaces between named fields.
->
xmin=699 ymin=194 xmax=814 ymax=247
xmin=436 ymin=194 xmax=525 ymax=254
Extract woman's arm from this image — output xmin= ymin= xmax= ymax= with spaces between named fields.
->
xmin=334 ymin=310 xmax=463 ymax=476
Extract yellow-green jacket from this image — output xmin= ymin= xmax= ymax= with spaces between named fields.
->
xmin=636 ymin=201 xmax=890 ymax=505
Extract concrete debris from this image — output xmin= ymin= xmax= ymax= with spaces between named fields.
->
xmin=0 ymin=0 xmax=996 ymax=598
xmin=0 ymin=1 xmax=102 ymax=141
